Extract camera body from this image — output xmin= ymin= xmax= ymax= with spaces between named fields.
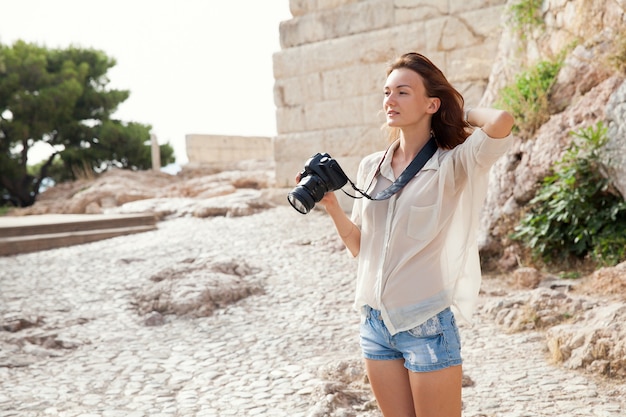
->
xmin=288 ymin=153 xmax=348 ymax=214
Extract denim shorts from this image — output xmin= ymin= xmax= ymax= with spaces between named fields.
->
xmin=359 ymin=306 xmax=462 ymax=372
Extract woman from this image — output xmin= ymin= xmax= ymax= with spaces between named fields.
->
xmin=313 ymin=53 xmax=514 ymax=416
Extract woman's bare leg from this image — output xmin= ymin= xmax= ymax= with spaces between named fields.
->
xmin=408 ymin=365 xmax=462 ymax=417
xmin=364 ymin=359 xmax=416 ymax=417
xmin=365 ymin=359 xmax=462 ymax=417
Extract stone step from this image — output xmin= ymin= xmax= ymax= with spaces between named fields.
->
xmin=0 ymin=213 xmax=158 ymax=256
xmin=0 ymin=213 xmax=157 ymax=238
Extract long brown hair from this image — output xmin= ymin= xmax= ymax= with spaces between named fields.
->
xmin=385 ymin=52 xmax=469 ymax=149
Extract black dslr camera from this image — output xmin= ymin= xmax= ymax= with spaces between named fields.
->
xmin=288 ymin=153 xmax=348 ymax=214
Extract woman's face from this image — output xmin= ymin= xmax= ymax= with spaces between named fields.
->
xmin=383 ymin=68 xmax=439 ymax=129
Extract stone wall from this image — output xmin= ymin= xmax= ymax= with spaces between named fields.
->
xmin=273 ymin=0 xmax=509 ymax=206
xmin=185 ymin=134 xmax=273 ymax=169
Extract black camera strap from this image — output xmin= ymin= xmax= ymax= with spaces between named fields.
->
xmin=345 ymin=135 xmax=438 ymax=201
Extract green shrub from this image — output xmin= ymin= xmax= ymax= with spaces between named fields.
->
xmin=508 ymin=0 xmax=544 ymax=36
xmin=496 ymin=59 xmax=562 ymax=137
xmin=511 ymin=122 xmax=626 ymax=266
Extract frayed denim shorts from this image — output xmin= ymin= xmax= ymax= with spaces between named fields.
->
xmin=359 ymin=305 xmax=462 ymax=372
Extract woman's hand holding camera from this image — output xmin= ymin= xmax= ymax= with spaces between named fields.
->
xmin=294 ymin=172 xmax=338 ymax=211
xmin=294 ymin=172 xmax=360 ymax=256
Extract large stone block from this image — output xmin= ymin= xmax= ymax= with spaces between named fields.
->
xmin=276 ymin=105 xmax=306 ymax=134
xmin=395 ymin=0 xmax=449 ymax=9
xmin=273 ymin=23 xmax=429 ymax=78
xmin=425 ymin=16 xmax=484 ymax=52
xmin=447 ymin=41 xmax=500 ymax=83
xmin=320 ymin=126 xmax=386 ymax=158
xmin=289 ymin=0 xmax=316 ymax=17
xmin=274 ymin=73 xmax=323 ymax=107
xmin=317 ymin=0 xmax=360 ymax=11
xmin=303 ymin=96 xmax=366 ymax=130
xmin=362 ymin=91 xmax=386 ymax=127
xmin=275 ymin=132 xmax=326 ymax=187
xmin=394 ymin=0 xmax=448 ymax=24
xmin=274 ymin=125 xmax=385 ymax=188
xmin=185 ymin=135 xmax=273 ymax=165
xmin=281 ymin=0 xmax=394 ymax=48
xmin=421 ymin=50 xmax=447 ymax=72
xmin=280 ymin=14 xmax=328 ymax=48
xmin=274 ymin=132 xmax=322 ymax=161
xmin=321 ymin=63 xmax=382 ymax=100
xmin=384 ymin=23 xmax=432 ymax=58
xmin=448 ymin=0 xmax=507 ymax=14
xmin=459 ymin=5 xmax=507 ymax=38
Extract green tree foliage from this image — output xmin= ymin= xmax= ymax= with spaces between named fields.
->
xmin=512 ymin=122 xmax=626 ymax=267
xmin=0 ymin=40 xmax=174 ymax=207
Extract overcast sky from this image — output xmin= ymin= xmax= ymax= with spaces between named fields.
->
xmin=0 ymin=0 xmax=292 ymax=164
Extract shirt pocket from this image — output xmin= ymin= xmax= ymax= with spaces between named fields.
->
xmin=407 ymin=204 xmax=438 ymax=241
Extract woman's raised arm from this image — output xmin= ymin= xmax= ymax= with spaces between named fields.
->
xmin=465 ymin=107 xmax=514 ymax=139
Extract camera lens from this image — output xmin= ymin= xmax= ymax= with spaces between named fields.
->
xmin=287 ymin=189 xmax=315 ymax=214
xmin=288 ymin=175 xmax=327 ymax=214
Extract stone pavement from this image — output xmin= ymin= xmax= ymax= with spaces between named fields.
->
xmin=0 ymin=206 xmax=624 ymax=416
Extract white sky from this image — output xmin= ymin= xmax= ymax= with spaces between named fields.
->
xmin=0 ymin=0 xmax=292 ymax=164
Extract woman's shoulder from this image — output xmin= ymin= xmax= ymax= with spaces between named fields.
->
xmin=447 ymin=128 xmax=497 ymax=154
xmin=444 ymin=127 xmax=513 ymax=168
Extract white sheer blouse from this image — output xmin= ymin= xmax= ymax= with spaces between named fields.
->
xmin=350 ymin=129 xmax=512 ymax=335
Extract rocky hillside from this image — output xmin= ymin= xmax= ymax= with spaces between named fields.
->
xmin=478 ymin=0 xmax=626 ymax=268
xmin=475 ymin=0 xmax=626 ymax=382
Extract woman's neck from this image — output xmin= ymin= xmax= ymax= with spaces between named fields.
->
xmin=397 ymin=126 xmax=432 ymax=162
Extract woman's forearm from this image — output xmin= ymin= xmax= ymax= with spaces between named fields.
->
xmin=466 ymin=107 xmax=514 ymax=139
xmin=324 ymin=198 xmax=361 ymax=257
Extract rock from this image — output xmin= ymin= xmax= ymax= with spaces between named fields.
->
xmin=482 ymin=287 xmax=594 ymax=333
xmin=550 ymin=40 xmax=614 ymax=113
xmin=10 ymin=165 xmax=278 ymax=218
xmin=135 ymin=257 xmax=266 ymax=318
xmin=512 ymin=267 xmax=542 ymax=289
xmin=143 ymin=311 xmax=165 ymax=327
xmin=546 ymin=303 xmax=626 ymax=378
xmin=1 ymin=318 xmax=40 ymax=333
xmin=84 ymin=201 xmax=102 ymax=214
xmin=462 ymin=374 xmax=475 ymax=387
xmin=306 ymin=359 xmax=373 ymax=417
xmin=605 ymin=79 xmax=626 ymax=198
